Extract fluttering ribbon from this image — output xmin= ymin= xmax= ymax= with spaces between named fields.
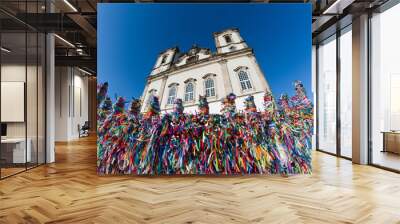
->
xmin=97 ymin=80 xmax=313 ymax=175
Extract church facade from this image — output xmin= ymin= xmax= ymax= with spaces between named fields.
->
xmin=140 ymin=28 xmax=271 ymax=114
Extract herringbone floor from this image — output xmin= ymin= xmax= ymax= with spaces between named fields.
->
xmin=1 ymin=136 xmax=400 ymax=224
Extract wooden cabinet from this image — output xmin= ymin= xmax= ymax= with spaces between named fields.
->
xmin=382 ymin=132 xmax=400 ymax=154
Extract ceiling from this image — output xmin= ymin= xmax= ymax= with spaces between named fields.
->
xmin=0 ymin=0 xmax=392 ymax=75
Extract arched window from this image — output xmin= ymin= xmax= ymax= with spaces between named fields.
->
xmin=205 ymin=78 xmax=215 ymax=97
xmin=238 ymin=69 xmax=252 ymax=91
xmin=167 ymin=86 xmax=177 ymax=105
xmin=224 ymin=34 xmax=232 ymax=44
xmin=184 ymin=82 xmax=194 ymax=102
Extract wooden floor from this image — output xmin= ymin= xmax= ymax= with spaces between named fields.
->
xmin=1 ymin=136 xmax=400 ymax=224
xmin=0 ymin=167 xmax=26 ymax=178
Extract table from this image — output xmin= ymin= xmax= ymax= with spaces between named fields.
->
xmin=382 ymin=131 xmax=400 ymax=154
xmin=1 ymin=138 xmax=31 ymax=164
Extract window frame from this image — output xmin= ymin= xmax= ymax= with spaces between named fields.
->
xmin=160 ymin=54 xmax=168 ymax=64
xmin=167 ymin=86 xmax=177 ymax=105
xmin=235 ymin=67 xmax=253 ymax=92
xmin=184 ymin=82 xmax=195 ymax=102
xmin=204 ymin=77 xmax=216 ymax=98
xmin=224 ymin=34 xmax=232 ymax=44
xmin=186 ymin=55 xmax=198 ymax=64
xmin=315 ymin=24 xmax=353 ymax=161
xmin=146 ymin=89 xmax=157 ymax=109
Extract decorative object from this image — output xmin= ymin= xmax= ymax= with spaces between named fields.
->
xmin=97 ymin=81 xmax=313 ymax=175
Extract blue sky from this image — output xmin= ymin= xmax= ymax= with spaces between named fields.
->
xmin=98 ymin=3 xmax=312 ymax=100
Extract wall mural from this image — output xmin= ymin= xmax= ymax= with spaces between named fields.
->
xmin=97 ymin=3 xmax=313 ymax=175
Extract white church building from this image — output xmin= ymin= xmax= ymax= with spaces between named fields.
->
xmin=140 ymin=28 xmax=271 ymax=114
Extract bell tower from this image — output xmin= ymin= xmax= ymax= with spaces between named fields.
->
xmin=213 ymin=28 xmax=248 ymax=54
xmin=150 ymin=47 xmax=179 ymax=76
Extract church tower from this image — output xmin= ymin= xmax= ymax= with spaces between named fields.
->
xmin=150 ymin=47 xmax=179 ymax=76
xmin=213 ymin=28 xmax=248 ymax=54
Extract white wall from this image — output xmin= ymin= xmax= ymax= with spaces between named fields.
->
xmin=55 ymin=67 xmax=69 ymax=140
xmin=1 ymin=65 xmax=38 ymax=137
xmin=162 ymin=62 xmax=228 ymax=108
xmin=150 ymin=48 xmax=177 ymax=76
xmin=54 ymin=67 xmax=89 ymax=141
xmin=214 ymin=29 xmax=248 ymax=54
xmin=142 ymin=51 xmax=269 ymax=114
xmin=141 ymin=78 xmax=164 ymax=113
xmin=175 ymin=49 xmax=212 ymax=67
xmin=1 ymin=65 xmax=27 ymax=145
xmin=1 ymin=63 xmax=46 ymax=163
xmin=1 ymin=66 xmax=26 ymax=129
xmin=142 ymin=29 xmax=270 ymax=114
xmin=71 ymin=74 xmax=89 ymax=138
xmin=225 ymin=55 xmax=269 ymax=95
xmin=161 ymin=91 xmax=265 ymax=115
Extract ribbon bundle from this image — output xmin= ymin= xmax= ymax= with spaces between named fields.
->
xmin=97 ymin=81 xmax=313 ymax=175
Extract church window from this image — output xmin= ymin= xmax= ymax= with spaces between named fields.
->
xmin=205 ymin=78 xmax=215 ymax=97
xmin=186 ymin=55 xmax=198 ymax=64
xmin=224 ymin=34 xmax=232 ymax=44
xmin=167 ymin=86 xmax=177 ymax=105
xmin=185 ymin=82 xmax=194 ymax=102
xmin=161 ymin=55 xmax=168 ymax=64
xmin=238 ymin=70 xmax=252 ymax=91
xmin=146 ymin=89 xmax=157 ymax=108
